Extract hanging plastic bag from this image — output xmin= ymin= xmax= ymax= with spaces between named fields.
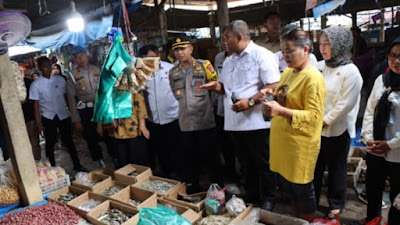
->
xmin=0 ymin=161 xmax=20 ymax=206
xmin=137 ymin=204 xmax=191 ymax=225
xmin=92 ymin=33 xmax=132 ymax=123
xmin=205 ymin=183 xmax=226 ymax=215
xmin=226 ymin=195 xmax=246 ymax=217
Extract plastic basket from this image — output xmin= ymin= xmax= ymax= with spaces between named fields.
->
xmin=40 ymin=175 xmax=71 ymax=196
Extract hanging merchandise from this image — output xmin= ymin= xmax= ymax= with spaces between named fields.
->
xmin=312 ymin=0 xmax=347 ymax=19
xmin=92 ymin=33 xmax=133 ymax=123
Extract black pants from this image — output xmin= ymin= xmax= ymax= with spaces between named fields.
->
xmin=42 ymin=116 xmax=80 ymax=168
xmin=215 ymin=115 xmax=236 ymax=180
xmin=178 ymin=128 xmax=220 ymax=187
xmin=78 ymin=108 xmax=103 ymax=161
xmin=314 ymin=130 xmax=350 ymax=210
xmin=366 ymin=153 xmax=400 ymax=224
xmin=112 ymin=136 xmax=149 ymax=167
xmin=146 ymin=119 xmax=180 ymax=175
xmin=230 ymin=129 xmax=277 ymax=203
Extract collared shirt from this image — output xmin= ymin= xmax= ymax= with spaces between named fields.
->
xmin=361 ymin=75 xmax=400 ymax=163
xmin=145 ymin=61 xmax=178 ymax=125
xmin=220 ymin=41 xmax=281 ymax=131
xmin=317 ymin=61 xmax=363 ymax=138
xmin=29 ymin=75 xmax=69 ymax=120
xmin=255 ymin=34 xmax=281 ymax=53
xmin=67 ymin=65 xmax=101 ymax=122
xmin=214 ymin=51 xmax=227 ymax=117
xmin=169 ymin=58 xmax=218 ymax=131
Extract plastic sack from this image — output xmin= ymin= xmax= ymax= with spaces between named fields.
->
xmin=205 ymin=183 xmax=226 ymax=215
xmin=226 ymin=195 xmax=246 ymax=217
xmin=0 ymin=162 xmax=20 ymax=206
xmin=137 ymin=204 xmax=191 ymax=225
xmin=312 ymin=0 xmax=346 ymax=19
xmin=394 ymin=193 xmax=400 ymax=210
xmin=92 ymin=33 xmax=132 ymax=123
xmin=77 ymin=199 xmax=101 ymax=212
xmin=74 ymin=172 xmax=92 ymax=187
xmin=232 ymin=208 xmax=262 ymax=225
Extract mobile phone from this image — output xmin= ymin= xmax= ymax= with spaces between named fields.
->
xmin=231 ymin=92 xmax=238 ymax=104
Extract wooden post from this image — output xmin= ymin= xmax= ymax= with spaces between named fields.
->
xmin=216 ymin=0 xmax=229 ymax=29
xmin=351 ymin=12 xmax=357 ymax=28
xmin=209 ymin=12 xmax=216 ymax=44
xmin=380 ymin=9 xmax=385 ymax=42
xmin=321 ymin=15 xmax=327 ymax=29
xmin=158 ymin=3 xmax=168 ymax=45
xmin=0 ymin=51 xmax=42 ymax=206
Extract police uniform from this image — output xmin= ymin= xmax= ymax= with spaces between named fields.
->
xmin=67 ymin=58 xmax=104 ymax=162
xmin=169 ymin=37 xmax=221 ymax=192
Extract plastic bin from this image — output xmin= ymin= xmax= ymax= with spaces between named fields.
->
xmin=40 ymin=175 xmax=70 ymax=196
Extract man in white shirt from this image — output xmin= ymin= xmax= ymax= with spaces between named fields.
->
xmin=202 ymin=20 xmax=281 ymax=210
xmin=139 ymin=45 xmax=180 ymax=177
xmin=30 ymin=57 xmax=84 ymax=171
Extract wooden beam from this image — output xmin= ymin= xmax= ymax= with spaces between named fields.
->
xmin=216 ymin=0 xmax=229 ymax=28
xmin=0 ymin=52 xmax=42 ymax=206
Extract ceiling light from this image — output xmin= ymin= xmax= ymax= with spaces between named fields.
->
xmin=67 ymin=1 xmax=84 ymax=32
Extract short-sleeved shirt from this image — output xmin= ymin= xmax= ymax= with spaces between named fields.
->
xmin=255 ymin=34 xmax=281 ymax=53
xmin=220 ymin=41 xmax=281 ymax=131
xmin=67 ymin=65 xmax=101 ymax=122
xmin=169 ymin=59 xmax=218 ymax=131
xmin=107 ymin=93 xmax=148 ymax=139
xmin=29 ymin=75 xmax=69 ymax=120
xmin=145 ymin=61 xmax=178 ymax=125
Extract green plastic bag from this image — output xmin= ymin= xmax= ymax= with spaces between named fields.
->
xmin=138 ymin=205 xmax=192 ymax=225
xmin=92 ymin=34 xmax=132 ymax=123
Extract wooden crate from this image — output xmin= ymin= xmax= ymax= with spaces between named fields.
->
xmin=46 ymin=185 xmax=86 ymax=205
xmin=110 ymin=186 xmax=157 ymax=209
xmin=86 ymin=200 xmax=139 ymax=225
xmin=71 ymin=173 xmax=111 ymax=192
xmin=67 ymin=192 xmax=108 ymax=217
xmin=114 ymin=164 xmax=152 ymax=184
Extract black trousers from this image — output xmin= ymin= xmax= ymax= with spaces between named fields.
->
xmin=42 ymin=116 xmax=80 ymax=167
xmin=229 ymin=129 xmax=277 ymax=203
xmin=146 ymin=119 xmax=181 ymax=175
xmin=314 ymin=130 xmax=350 ymax=210
xmin=178 ymin=127 xmax=220 ymax=186
xmin=215 ymin=115 xmax=236 ymax=180
xmin=366 ymin=153 xmax=400 ymax=224
xmin=78 ymin=108 xmax=103 ymax=161
xmin=112 ymin=136 xmax=149 ymax=167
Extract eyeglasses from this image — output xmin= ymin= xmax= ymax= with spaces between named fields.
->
xmin=388 ymin=53 xmax=400 ymax=61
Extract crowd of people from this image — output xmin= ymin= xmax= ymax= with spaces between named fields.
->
xmin=9 ymin=11 xmax=400 ymax=225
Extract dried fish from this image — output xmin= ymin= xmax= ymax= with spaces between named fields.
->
xmin=55 ymin=193 xmax=78 ymax=204
xmin=197 ymin=214 xmax=234 ymax=225
xmin=127 ymin=171 xmax=139 ymax=177
xmin=101 ymin=185 xmax=124 ymax=197
xmin=98 ymin=208 xmax=132 ymax=225
xmin=127 ymin=199 xmax=142 ymax=207
xmin=139 ymin=180 xmax=175 ymax=194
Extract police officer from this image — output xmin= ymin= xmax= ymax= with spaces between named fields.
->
xmin=67 ymin=46 xmax=106 ymax=168
xmin=169 ymin=36 xmax=221 ymax=193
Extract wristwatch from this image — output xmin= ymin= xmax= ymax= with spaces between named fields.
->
xmin=248 ymin=98 xmax=255 ymax=107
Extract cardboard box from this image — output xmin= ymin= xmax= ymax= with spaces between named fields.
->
xmin=46 ymin=185 xmax=86 ymax=205
xmin=91 ymin=168 xmax=116 ymax=178
xmin=67 ymin=191 xmax=109 ymax=217
xmin=133 ymin=176 xmax=181 ymax=197
xmin=94 ymin=180 xmax=129 ymax=198
xmin=257 ymin=208 xmax=309 ymax=225
xmin=86 ymin=200 xmax=139 ymax=225
xmin=157 ymin=198 xmax=201 ymax=224
xmin=114 ymin=164 xmax=153 ymax=184
xmin=164 ymin=183 xmax=206 ymax=212
xmin=72 ymin=173 xmax=111 ymax=192
xmin=195 ymin=204 xmax=253 ymax=224
xmin=110 ymin=186 xmax=157 ymax=209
